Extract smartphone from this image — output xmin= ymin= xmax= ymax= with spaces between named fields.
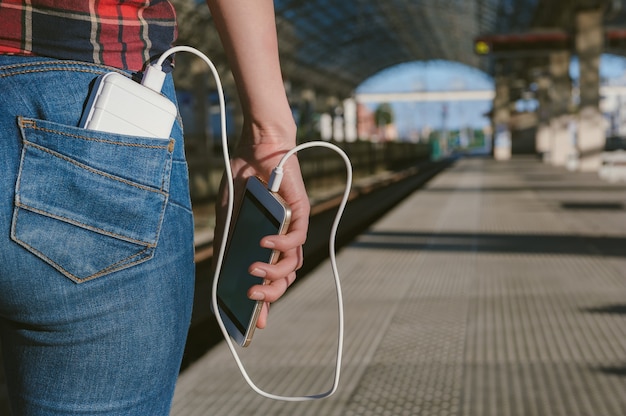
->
xmin=216 ymin=176 xmax=291 ymax=347
xmin=79 ymin=72 xmax=177 ymax=139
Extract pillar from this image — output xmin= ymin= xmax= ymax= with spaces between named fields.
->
xmin=320 ymin=113 xmax=333 ymax=141
xmin=576 ymin=8 xmax=606 ymax=171
xmin=547 ymin=50 xmax=573 ymax=167
xmin=534 ymin=72 xmax=552 ymax=159
xmin=343 ymin=98 xmax=358 ymax=142
xmin=493 ymin=75 xmax=512 ymax=160
xmin=319 ymin=95 xmax=339 ymax=141
xmin=333 ymin=107 xmax=345 ymax=142
xmin=297 ymin=88 xmax=317 ymax=139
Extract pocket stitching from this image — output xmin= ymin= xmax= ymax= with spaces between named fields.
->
xmin=13 ymin=116 xmax=173 ymax=283
xmin=11 ymin=208 xmax=154 ymax=283
xmin=19 ymin=116 xmax=175 ymax=152
xmin=0 ymin=62 xmax=128 ymax=80
xmin=17 ymin=140 xmax=169 ymax=246
xmin=14 ymin=202 xmax=157 ymax=247
xmin=22 ymin=140 xmax=168 ymax=195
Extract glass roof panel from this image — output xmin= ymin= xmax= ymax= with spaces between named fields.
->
xmin=176 ymin=0 xmax=626 ymax=97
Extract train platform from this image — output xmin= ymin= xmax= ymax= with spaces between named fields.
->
xmin=171 ymin=155 xmax=626 ymax=416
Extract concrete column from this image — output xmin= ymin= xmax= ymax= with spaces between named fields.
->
xmin=535 ymin=73 xmax=552 ymax=158
xmin=320 ymin=96 xmax=340 ymax=141
xmin=333 ymin=110 xmax=345 ymax=142
xmin=547 ymin=50 xmax=573 ymax=167
xmin=296 ymin=88 xmax=317 ymax=139
xmin=493 ymin=75 xmax=512 ymax=160
xmin=320 ymin=113 xmax=333 ymax=141
xmin=576 ymin=8 xmax=606 ymax=171
xmin=343 ymin=98 xmax=358 ymax=142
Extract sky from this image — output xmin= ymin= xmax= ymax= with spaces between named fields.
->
xmin=357 ymin=54 xmax=626 ymax=137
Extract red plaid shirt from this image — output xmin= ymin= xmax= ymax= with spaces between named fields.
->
xmin=0 ymin=0 xmax=177 ymax=70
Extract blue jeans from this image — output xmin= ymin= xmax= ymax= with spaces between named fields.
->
xmin=0 ymin=56 xmax=195 ymax=415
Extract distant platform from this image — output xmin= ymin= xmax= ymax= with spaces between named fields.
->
xmin=172 ymin=156 xmax=626 ymax=416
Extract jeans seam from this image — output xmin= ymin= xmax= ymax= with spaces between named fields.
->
xmin=14 ymin=203 xmax=157 ymax=247
xmin=10 ymin=217 xmax=154 ymax=284
xmin=19 ymin=117 xmax=175 ymax=152
xmin=0 ymin=60 xmax=129 ymax=78
xmin=168 ymin=199 xmax=193 ymax=214
xmin=22 ymin=140 xmax=169 ymax=196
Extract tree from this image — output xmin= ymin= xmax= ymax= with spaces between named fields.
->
xmin=374 ymin=103 xmax=394 ymax=126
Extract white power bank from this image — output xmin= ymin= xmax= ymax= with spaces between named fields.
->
xmin=80 ymin=72 xmax=177 ymax=139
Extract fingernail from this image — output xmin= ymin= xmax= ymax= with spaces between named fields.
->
xmin=251 ymin=268 xmax=266 ymax=277
xmin=250 ymin=291 xmax=265 ymax=301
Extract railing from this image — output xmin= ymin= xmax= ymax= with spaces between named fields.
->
xmin=184 ymin=139 xmax=431 ymax=202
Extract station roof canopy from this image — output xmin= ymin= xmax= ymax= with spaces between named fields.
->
xmin=175 ymin=0 xmax=626 ymax=97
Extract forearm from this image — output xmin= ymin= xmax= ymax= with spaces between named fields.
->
xmin=207 ymin=0 xmax=308 ymax=324
xmin=206 ymin=0 xmax=295 ymax=146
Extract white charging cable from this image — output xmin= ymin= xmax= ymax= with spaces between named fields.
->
xmin=143 ymin=46 xmax=351 ymax=401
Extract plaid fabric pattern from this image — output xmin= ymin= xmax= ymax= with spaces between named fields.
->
xmin=0 ymin=0 xmax=177 ymax=70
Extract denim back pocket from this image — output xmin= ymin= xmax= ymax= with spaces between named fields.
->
xmin=11 ymin=117 xmax=175 ymax=283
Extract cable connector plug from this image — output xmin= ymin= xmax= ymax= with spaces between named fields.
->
xmin=141 ymin=63 xmax=167 ymax=93
xmin=268 ymin=166 xmax=284 ymax=193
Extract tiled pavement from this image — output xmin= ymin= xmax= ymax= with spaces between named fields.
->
xmin=172 ymin=156 xmax=626 ymax=416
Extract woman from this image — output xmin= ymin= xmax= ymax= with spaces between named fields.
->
xmin=0 ymin=0 xmax=309 ymax=414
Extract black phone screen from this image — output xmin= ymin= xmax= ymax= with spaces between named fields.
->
xmin=217 ymin=189 xmax=281 ymax=334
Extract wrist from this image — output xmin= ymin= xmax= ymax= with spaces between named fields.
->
xmin=239 ymin=116 xmax=297 ymax=148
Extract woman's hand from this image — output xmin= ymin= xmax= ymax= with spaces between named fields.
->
xmin=207 ymin=0 xmax=308 ymax=329
xmin=213 ymin=123 xmax=310 ymax=329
